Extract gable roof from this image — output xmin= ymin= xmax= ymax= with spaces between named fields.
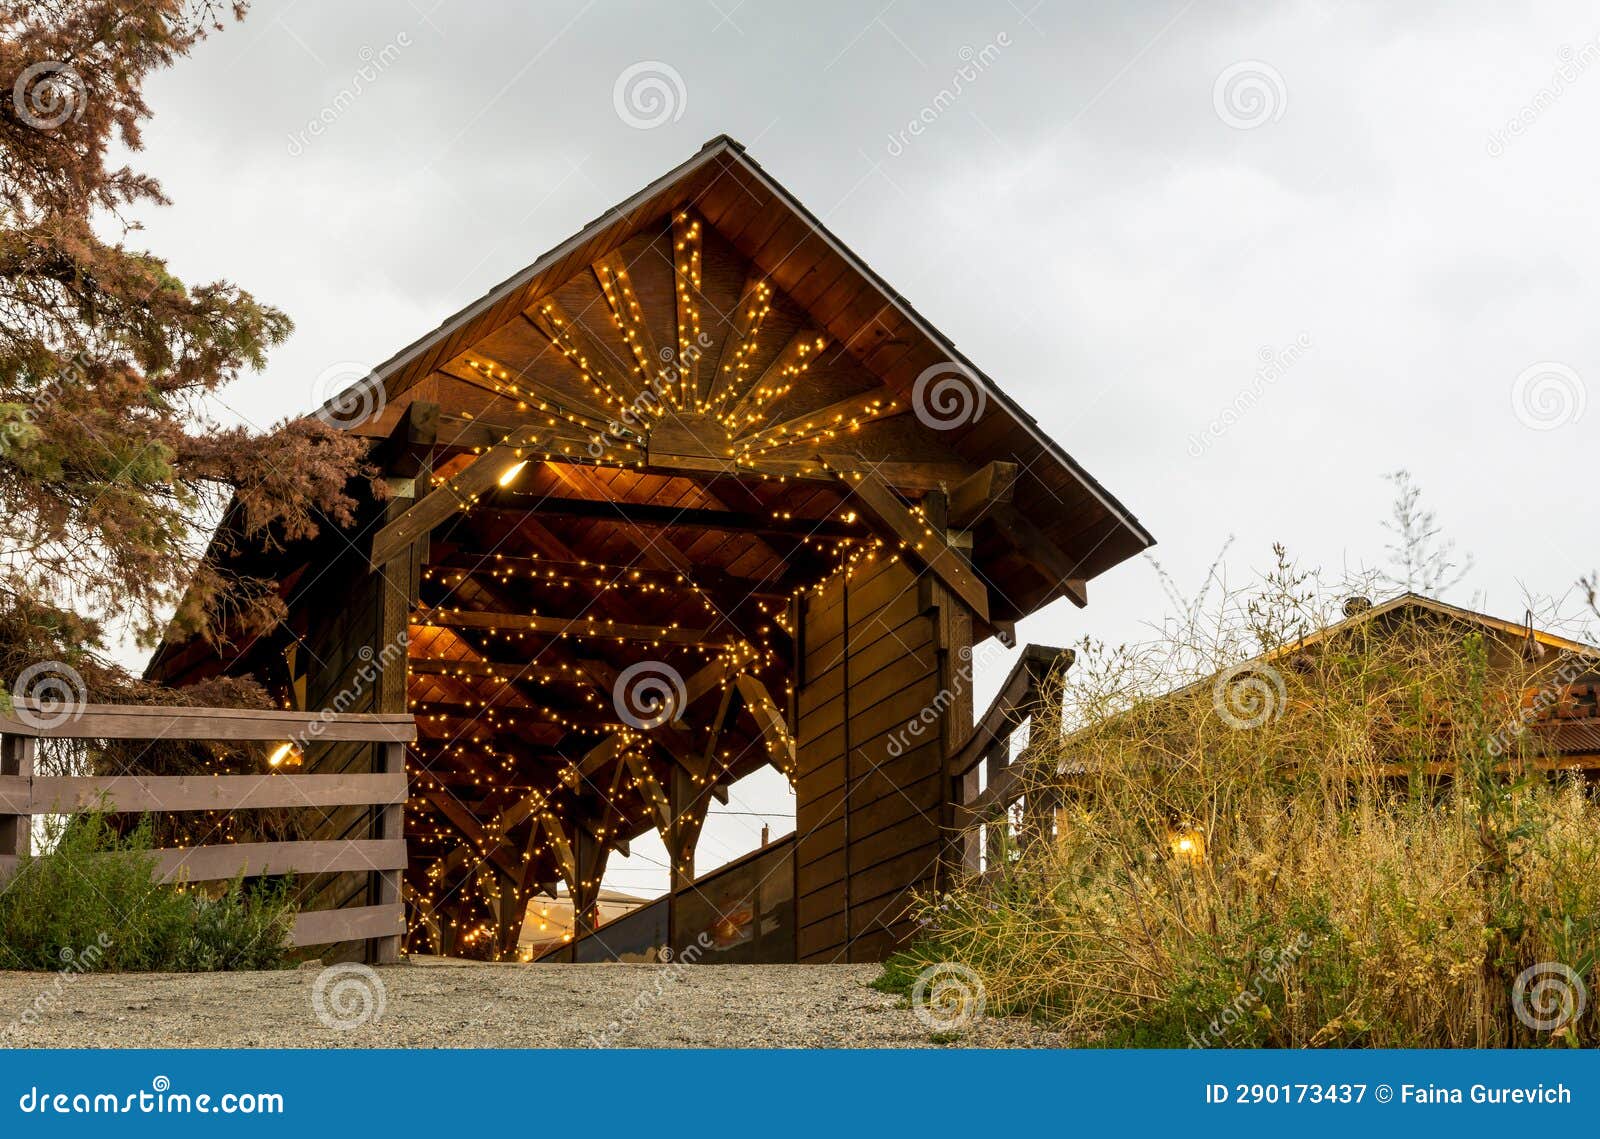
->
xmin=1264 ymin=592 xmax=1600 ymax=660
xmin=326 ymin=135 xmax=1153 ymax=597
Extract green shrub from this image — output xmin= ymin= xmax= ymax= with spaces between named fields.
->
xmin=0 ymin=812 xmax=294 ymax=972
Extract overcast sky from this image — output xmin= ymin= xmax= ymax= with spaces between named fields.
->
xmin=119 ymin=0 xmax=1597 ymax=892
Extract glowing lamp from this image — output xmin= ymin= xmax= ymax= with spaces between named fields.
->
xmin=1168 ymin=827 xmax=1206 ymax=864
xmin=498 ymin=460 xmax=529 ymax=487
xmin=266 ymin=742 xmax=299 ymax=768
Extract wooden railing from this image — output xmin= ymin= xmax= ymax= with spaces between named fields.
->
xmin=0 ymin=702 xmax=415 ymax=962
xmin=948 ymin=644 xmax=1071 ymax=874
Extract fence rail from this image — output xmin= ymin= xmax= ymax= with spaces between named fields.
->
xmin=948 ymin=644 xmax=1070 ymax=873
xmin=0 ymin=702 xmax=414 ymax=962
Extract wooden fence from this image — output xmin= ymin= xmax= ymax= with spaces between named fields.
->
xmin=949 ymin=644 xmax=1070 ymax=873
xmin=0 ymin=702 xmax=414 ymax=962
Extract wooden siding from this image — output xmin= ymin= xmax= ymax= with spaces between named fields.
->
xmin=794 ymin=555 xmax=974 ymax=963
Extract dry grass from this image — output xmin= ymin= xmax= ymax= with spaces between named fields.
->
xmin=902 ymin=560 xmax=1600 ymax=1048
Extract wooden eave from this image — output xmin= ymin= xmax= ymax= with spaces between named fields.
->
xmin=324 ymin=135 xmax=1153 ymax=617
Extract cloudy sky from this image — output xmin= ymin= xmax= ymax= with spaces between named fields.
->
xmin=120 ymin=0 xmax=1597 ymax=891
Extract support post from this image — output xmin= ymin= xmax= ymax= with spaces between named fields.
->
xmin=665 ymin=764 xmax=711 ymax=952
xmin=492 ymin=869 xmax=525 ymax=961
xmin=371 ymin=740 xmax=406 ymax=964
xmin=0 ymin=733 xmax=35 ymax=875
xmin=984 ymin=741 xmax=1010 ymax=870
xmin=572 ymin=827 xmax=604 ymax=940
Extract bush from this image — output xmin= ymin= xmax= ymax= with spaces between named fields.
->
xmin=0 ymin=812 xmax=294 ymax=972
xmin=895 ymin=555 xmax=1600 ymax=1048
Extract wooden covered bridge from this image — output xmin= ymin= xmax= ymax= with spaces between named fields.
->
xmin=131 ymin=137 xmax=1153 ymax=963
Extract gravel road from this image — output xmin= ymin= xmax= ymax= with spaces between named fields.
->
xmin=0 ymin=959 xmax=1063 ymax=1048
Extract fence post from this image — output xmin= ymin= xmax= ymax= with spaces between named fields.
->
xmin=0 ymin=732 xmax=36 ymax=873
xmin=372 ymin=740 xmax=407 ymax=964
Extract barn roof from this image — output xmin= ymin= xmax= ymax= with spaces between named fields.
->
xmin=329 ymin=135 xmax=1153 ymax=604
xmin=1264 ymin=593 xmax=1600 ymax=660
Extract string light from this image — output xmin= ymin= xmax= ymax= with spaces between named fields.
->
xmin=333 ymin=209 xmax=966 ymax=955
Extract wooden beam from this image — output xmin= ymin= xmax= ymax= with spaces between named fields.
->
xmin=368 ymin=426 xmax=546 ymax=569
xmin=409 ymin=438 xmax=971 ymax=496
xmin=411 ymin=701 xmax=616 ymax=729
xmin=414 ymin=607 xmax=743 ymax=648
xmin=421 ymin=787 xmax=526 ymax=882
xmin=737 ymin=452 xmax=979 ymax=492
xmin=524 ymin=295 xmax=646 ymax=408
xmin=0 ymin=704 xmax=415 ymax=742
xmin=479 ymin=490 xmax=868 ymax=540
xmin=146 ymin=838 xmax=406 ymax=883
xmin=949 ymin=644 xmax=1072 ymax=778
xmin=987 ymin=503 xmax=1089 ymax=609
xmin=408 ymin=656 xmax=587 ymax=683
xmin=737 ymin=390 xmax=902 ymax=458
xmin=539 ymin=460 xmax=793 ymax=652
xmin=592 ymin=251 xmax=663 ymax=387
xmin=623 ymin=751 xmax=675 ymax=837
xmin=722 ymin=328 xmax=832 ymax=431
xmin=7 ymin=772 xmax=406 ymax=815
xmin=377 ymin=399 xmax=439 ymax=478
xmin=830 ymin=462 xmax=991 ymax=622
xmin=705 ymin=271 xmax=772 ymax=409
xmin=564 ymin=654 xmax=703 ymax=773
xmin=671 ymin=212 xmax=705 ymax=407
xmin=426 ymin=413 xmax=635 ymax=458
xmin=666 ymin=764 xmax=712 ymax=893
xmin=699 ymin=679 xmax=737 ymax=774
xmin=426 ymin=552 xmax=793 ymax=601
xmin=735 ymin=674 xmax=795 ymax=777
xmin=575 ymin=654 xmax=741 ymax=777
xmin=422 ymin=771 xmax=564 ymax=886
xmin=537 ymin=811 xmax=578 ymax=891
xmin=420 ymin=655 xmax=741 ymax=886
xmin=947 ymin=461 xmax=1017 ymax=528
xmin=291 ymin=903 xmax=405 ymax=949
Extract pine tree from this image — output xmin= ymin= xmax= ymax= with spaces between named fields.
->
xmin=1 ymin=1 xmax=374 ymax=701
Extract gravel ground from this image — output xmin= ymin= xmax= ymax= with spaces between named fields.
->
xmin=0 ymin=959 xmax=1065 ymax=1048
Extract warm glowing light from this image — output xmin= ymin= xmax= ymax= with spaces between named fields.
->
xmin=498 ymin=460 xmax=529 ymax=487
xmin=267 ymin=742 xmax=294 ymax=768
xmin=1169 ymin=828 xmax=1205 ymax=863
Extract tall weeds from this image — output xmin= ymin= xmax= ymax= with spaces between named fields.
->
xmin=909 ymin=556 xmax=1600 ymax=1047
